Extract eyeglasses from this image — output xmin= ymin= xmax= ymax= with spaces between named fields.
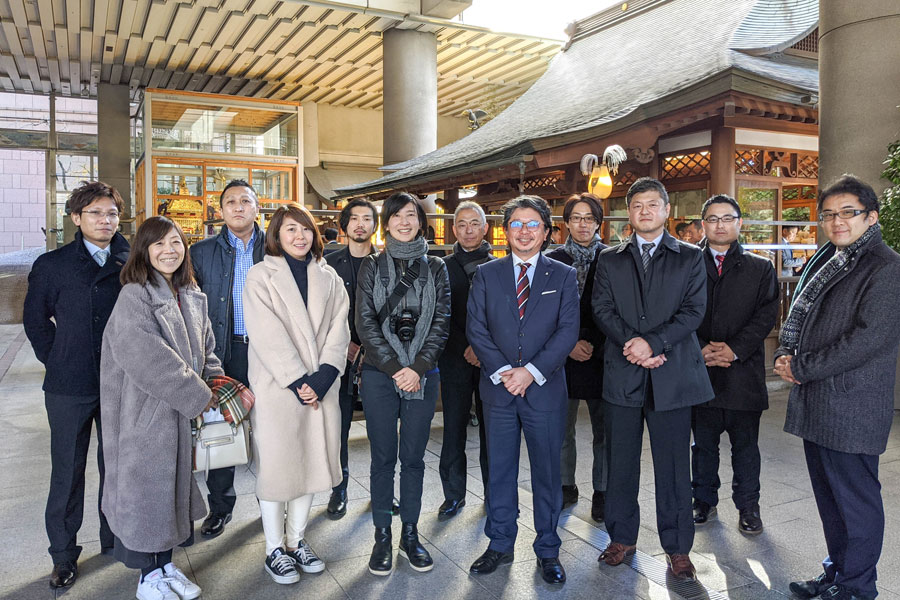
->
xmin=818 ymin=208 xmax=868 ymax=222
xmin=508 ymin=220 xmax=543 ymax=230
xmin=703 ymin=215 xmax=739 ymax=224
xmin=81 ymin=210 xmax=120 ymax=220
xmin=568 ymin=216 xmax=597 ymax=225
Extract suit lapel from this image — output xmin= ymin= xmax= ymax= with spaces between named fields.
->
xmin=267 ymin=256 xmax=319 ymax=364
xmin=497 ymin=256 xmax=521 ymax=322
xmin=147 ymin=276 xmax=195 ymax=370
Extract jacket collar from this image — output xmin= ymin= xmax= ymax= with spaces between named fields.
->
xmin=699 ymin=238 xmax=744 ymax=280
xmin=614 ymin=230 xmax=681 ymax=254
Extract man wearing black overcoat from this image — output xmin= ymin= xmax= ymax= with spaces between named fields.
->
xmin=592 ymin=177 xmax=713 ymax=581
xmin=691 ymin=195 xmax=779 ymax=534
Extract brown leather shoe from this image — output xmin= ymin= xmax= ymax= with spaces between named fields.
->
xmin=666 ymin=553 xmax=696 ymax=580
xmin=598 ymin=542 xmax=636 ymax=566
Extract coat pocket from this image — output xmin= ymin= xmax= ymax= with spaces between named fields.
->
xmin=135 ymin=395 xmax=163 ymax=429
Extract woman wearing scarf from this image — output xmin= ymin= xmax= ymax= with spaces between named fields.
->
xmin=242 ymin=204 xmax=350 ymax=585
xmin=356 ymin=192 xmax=451 ymax=576
xmin=546 ymin=193 xmax=608 ymax=522
xmin=775 ymin=175 xmax=900 ymax=600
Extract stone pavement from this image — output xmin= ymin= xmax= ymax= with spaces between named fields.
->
xmin=1 ymin=322 xmax=899 ymax=600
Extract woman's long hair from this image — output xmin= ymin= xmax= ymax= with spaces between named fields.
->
xmin=120 ymin=216 xmax=195 ymax=288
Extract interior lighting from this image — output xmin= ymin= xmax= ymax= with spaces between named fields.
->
xmin=580 ymin=144 xmax=627 ymax=199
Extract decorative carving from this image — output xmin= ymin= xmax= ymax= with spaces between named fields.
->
xmin=629 ymin=147 xmax=656 ymax=164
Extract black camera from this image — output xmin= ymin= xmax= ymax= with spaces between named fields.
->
xmin=391 ymin=309 xmax=419 ymax=342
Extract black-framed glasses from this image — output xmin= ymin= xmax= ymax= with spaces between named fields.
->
xmin=818 ymin=209 xmax=868 ymax=222
xmin=703 ymin=215 xmax=739 ymax=224
xmin=508 ymin=220 xmax=542 ymax=230
xmin=568 ymin=215 xmax=597 ymax=225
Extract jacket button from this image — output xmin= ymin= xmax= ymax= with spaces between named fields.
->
xmin=640 ymin=315 xmax=646 ymax=320
xmin=519 ymin=333 xmax=524 ymax=337
xmin=93 ymin=316 xmax=99 ymax=322
xmin=220 ymin=297 xmax=225 ymax=302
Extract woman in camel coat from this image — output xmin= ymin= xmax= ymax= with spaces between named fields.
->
xmin=243 ymin=203 xmax=350 ymax=584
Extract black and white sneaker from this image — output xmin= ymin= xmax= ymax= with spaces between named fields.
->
xmin=288 ymin=539 xmax=325 ymax=573
xmin=265 ymin=548 xmax=300 ymax=584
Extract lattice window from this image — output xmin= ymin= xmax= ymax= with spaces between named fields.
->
xmin=617 ymin=171 xmax=638 ymax=186
xmin=797 ymin=154 xmax=819 ymax=179
xmin=523 ymin=173 xmax=562 ymax=190
xmin=661 ymin=151 xmax=710 ymax=180
xmin=790 ymin=28 xmax=818 ymax=53
xmin=735 ymin=149 xmax=763 ymax=175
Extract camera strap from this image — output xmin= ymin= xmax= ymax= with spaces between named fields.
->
xmin=377 ymin=257 xmax=422 ymax=325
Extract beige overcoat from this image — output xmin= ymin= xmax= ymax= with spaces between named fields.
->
xmin=243 ymin=254 xmax=350 ymax=501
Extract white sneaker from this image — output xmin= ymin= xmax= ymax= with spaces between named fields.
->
xmin=136 ymin=569 xmax=179 ymax=600
xmin=265 ymin=547 xmax=300 ymax=584
xmin=162 ymin=563 xmax=202 ymax=599
xmin=288 ymin=539 xmax=326 ymax=573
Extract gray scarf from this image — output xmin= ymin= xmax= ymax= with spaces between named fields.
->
xmin=372 ymin=235 xmax=436 ymax=399
xmin=564 ymin=234 xmax=603 ymax=295
xmin=779 ymin=223 xmax=880 ymax=352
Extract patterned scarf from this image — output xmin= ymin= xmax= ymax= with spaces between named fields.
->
xmin=564 ymin=234 xmax=604 ymax=295
xmin=194 ymin=375 xmax=255 ymax=430
xmin=779 ymin=223 xmax=880 ymax=352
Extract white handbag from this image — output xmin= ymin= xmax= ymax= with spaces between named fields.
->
xmin=192 ymin=420 xmax=251 ymax=479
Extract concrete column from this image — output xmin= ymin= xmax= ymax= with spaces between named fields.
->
xmin=818 ymin=1 xmax=900 ymax=189
xmin=97 ymin=84 xmax=133 ymax=234
xmin=382 ymin=29 xmax=438 ymax=166
xmin=709 ymin=126 xmax=736 ymax=197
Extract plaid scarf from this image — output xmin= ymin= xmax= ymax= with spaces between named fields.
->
xmin=194 ymin=375 xmax=255 ymax=430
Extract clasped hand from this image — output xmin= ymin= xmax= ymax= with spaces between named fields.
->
xmin=623 ymin=337 xmax=666 ymax=369
xmin=393 ymin=367 xmax=421 ymax=393
xmin=773 ymin=355 xmax=799 ymax=384
xmin=569 ymin=339 xmax=593 ymax=362
xmin=500 ymin=367 xmax=534 ymax=396
xmin=702 ymin=341 xmax=736 ymax=368
xmin=294 ymin=383 xmax=320 ymax=410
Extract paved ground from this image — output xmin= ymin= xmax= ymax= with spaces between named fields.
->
xmin=2 ymin=322 xmax=900 ymax=600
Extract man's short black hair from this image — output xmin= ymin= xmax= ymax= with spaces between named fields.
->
xmin=625 ymin=177 xmax=669 ymax=206
xmin=783 ymin=225 xmax=800 ymax=235
xmin=219 ymin=179 xmax=258 ymax=207
xmin=818 ymin=174 xmax=880 ymax=213
xmin=501 ymin=195 xmax=553 ymax=251
xmin=675 ymin=222 xmax=689 ymax=236
xmin=338 ymin=198 xmax=378 ymax=233
xmin=381 ymin=192 xmax=427 ymax=237
xmin=324 ymin=227 xmax=338 ymax=241
xmin=701 ymin=194 xmax=742 ymax=218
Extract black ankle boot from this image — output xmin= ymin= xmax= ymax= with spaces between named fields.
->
xmin=398 ymin=522 xmax=433 ymax=572
xmin=368 ymin=527 xmax=393 ymax=576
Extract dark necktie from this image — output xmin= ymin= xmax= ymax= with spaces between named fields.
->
xmin=516 ymin=262 xmax=530 ymax=319
xmin=641 ymin=243 xmax=654 ymax=273
xmin=716 ymin=254 xmax=725 ymax=276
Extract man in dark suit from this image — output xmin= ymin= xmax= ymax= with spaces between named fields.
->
xmin=466 ymin=195 xmax=579 ymax=585
xmin=437 ymin=201 xmax=494 ymax=520
xmin=325 ymin=198 xmax=377 ymax=518
xmin=23 ymin=181 xmax=130 ymax=589
xmin=692 ymin=195 xmax=779 ymax=534
xmin=592 ymin=177 xmax=713 ymax=580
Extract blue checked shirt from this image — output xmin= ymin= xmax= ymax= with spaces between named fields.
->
xmin=227 ymin=228 xmax=256 ymax=336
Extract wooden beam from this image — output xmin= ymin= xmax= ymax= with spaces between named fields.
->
xmin=723 ymin=115 xmax=818 ymax=135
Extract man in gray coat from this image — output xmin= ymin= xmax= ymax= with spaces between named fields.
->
xmin=775 ymin=175 xmax=900 ymax=600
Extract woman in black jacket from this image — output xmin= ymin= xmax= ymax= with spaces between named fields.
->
xmin=356 ymin=192 xmax=450 ymax=576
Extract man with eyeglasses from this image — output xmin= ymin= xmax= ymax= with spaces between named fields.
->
xmin=24 ymin=181 xmax=130 ymax=589
xmin=466 ymin=195 xmax=579 ymax=585
xmin=775 ymin=175 xmax=900 ymax=600
xmin=592 ymin=177 xmax=713 ymax=581
xmin=691 ymin=195 xmax=779 ymax=535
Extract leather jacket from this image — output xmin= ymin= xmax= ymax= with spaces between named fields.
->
xmin=355 ymin=252 xmax=451 ymax=377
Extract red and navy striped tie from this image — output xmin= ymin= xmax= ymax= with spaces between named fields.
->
xmin=516 ymin=262 xmax=530 ymax=319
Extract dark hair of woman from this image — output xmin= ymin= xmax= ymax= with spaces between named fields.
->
xmin=120 ymin=216 xmax=195 ymax=288
xmin=265 ymin=203 xmax=324 ymax=261
xmin=380 ymin=192 xmax=428 ymax=237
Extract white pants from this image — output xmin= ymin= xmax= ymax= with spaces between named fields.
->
xmin=259 ymin=494 xmax=315 ymax=555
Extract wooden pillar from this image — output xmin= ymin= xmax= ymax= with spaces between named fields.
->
xmin=443 ymin=188 xmax=459 ymax=244
xmin=710 ymin=126 xmax=736 ymax=197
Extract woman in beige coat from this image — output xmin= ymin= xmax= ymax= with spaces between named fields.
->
xmin=243 ymin=203 xmax=350 ymax=585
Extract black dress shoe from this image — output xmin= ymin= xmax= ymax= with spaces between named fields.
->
xmin=392 ymin=497 xmax=401 ymax=516
xmin=820 ymin=584 xmax=874 ymax=600
xmin=438 ymin=498 xmax=466 ymax=520
xmin=368 ymin=527 xmax=393 ymax=576
xmin=738 ymin=505 xmax=763 ymax=534
xmin=561 ymin=485 xmax=579 ymax=508
xmin=692 ymin=501 xmax=716 ymax=525
xmin=591 ymin=490 xmax=605 ymax=522
xmin=790 ymin=573 xmax=834 ymax=599
xmin=537 ymin=557 xmax=566 ymax=585
xmin=49 ymin=561 xmax=77 ymax=588
xmin=470 ymin=549 xmax=514 ymax=574
xmin=398 ymin=523 xmax=433 ymax=572
xmin=327 ymin=489 xmax=348 ymax=519
xmin=200 ymin=512 xmax=232 ymax=538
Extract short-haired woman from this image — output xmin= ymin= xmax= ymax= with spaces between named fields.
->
xmin=356 ymin=192 xmax=451 ymax=575
xmin=242 ymin=203 xmax=350 ymax=584
xmin=101 ymin=216 xmax=222 ymax=600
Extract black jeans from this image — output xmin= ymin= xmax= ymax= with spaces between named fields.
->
xmin=691 ymin=406 xmax=762 ymax=510
xmin=362 ymin=367 xmax=438 ymax=529
xmin=44 ymin=393 xmax=114 ymax=563
xmin=437 ymin=357 xmax=488 ymax=502
xmin=333 ymin=363 xmax=357 ymax=493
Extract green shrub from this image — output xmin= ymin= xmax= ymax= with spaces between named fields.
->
xmin=881 ymin=141 xmax=900 ymax=253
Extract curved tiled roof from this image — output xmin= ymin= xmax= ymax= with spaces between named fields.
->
xmin=729 ymin=0 xmax=819 ymax=55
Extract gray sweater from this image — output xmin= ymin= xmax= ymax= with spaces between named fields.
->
xmin=776 ymin=230 xmax=900 ymax=455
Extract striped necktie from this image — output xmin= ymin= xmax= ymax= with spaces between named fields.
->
xmin=641 ymin=243 xmax=654 ymax=273
xmin=716 ymin=254 xmax=725 ymax=276
xmin=94 ymin=249 xmax=109 ymax=267
xmin=516 ymin=262 xmax=530 ymax=319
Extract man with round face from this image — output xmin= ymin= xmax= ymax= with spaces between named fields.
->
xmin=691 ymin=195 xmax=779 ymax=536
xmin=325 ymin=198 xmax=378 ymax=518
xmin=775 ymin=175 xmax=900 ymax=600
xmin=466 ymin=195 xmax=579 ymax=585
xmin=189 ymin=179 xmax=265 ymax=539
xmin=24 ymin=181 xmax=130 ymax=589
xmin=592 ymin=177 xmax=712 ymax=581
xmin=436 ymin=202 xmax=494 ymax=521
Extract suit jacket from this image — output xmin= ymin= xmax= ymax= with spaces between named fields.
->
xmin=592 ymin=231 xmax=713 ymax=410
xmin=697 ymin=240 xmax=779 ymax=411
xmin=466 ymin=253 xmax=579 ymax=412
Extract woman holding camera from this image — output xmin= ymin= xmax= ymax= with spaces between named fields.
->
xmin=356 ymin=192 xmax=450 ymax=576
xmin=242 ymin=204 xmax=350 ymax=584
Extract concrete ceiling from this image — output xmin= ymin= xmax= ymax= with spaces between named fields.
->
xmin=0 ymin=0 xmax=561 ymax=116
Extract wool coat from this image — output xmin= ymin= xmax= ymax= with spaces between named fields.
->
xmin=243 ymin=254 xmax=350 ymax=502
xmin=776 ymin=230 xmax=900 ymax=455
xmin=100 ymin=272 xmax=223 ymax=553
